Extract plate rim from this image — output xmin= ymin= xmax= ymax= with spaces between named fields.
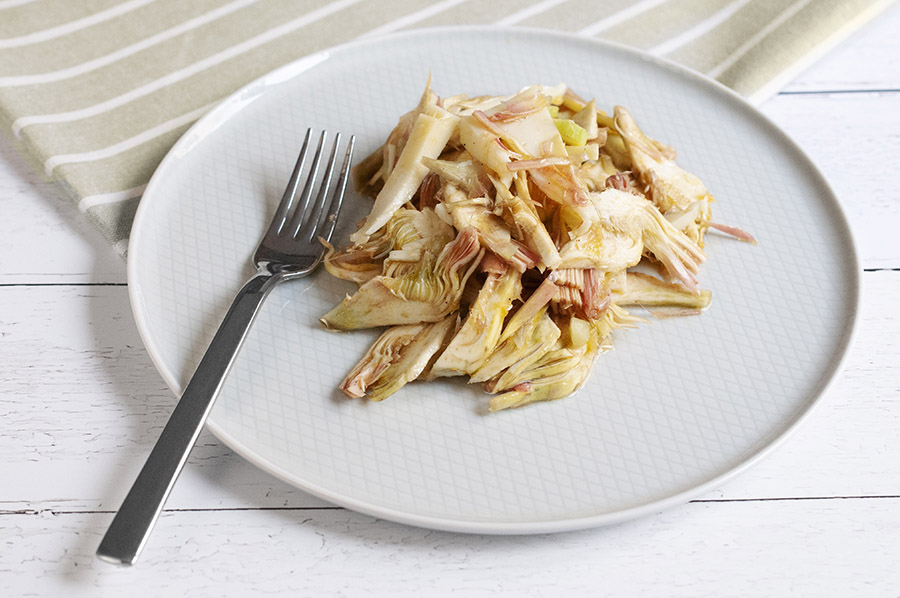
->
xmin=127 ymin=24 xmax=862 ymax=534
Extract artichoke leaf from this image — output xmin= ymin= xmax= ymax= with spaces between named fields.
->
xmin=616 ymin=271 xmax=711 ymax=309
xmin=614 ymin=105 xmax=713 ymax=213
xmin=351 ymin=102 xmax=459 ymax=245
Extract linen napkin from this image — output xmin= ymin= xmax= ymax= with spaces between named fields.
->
xmin=0 ymin=0 xmax=892 ymax=256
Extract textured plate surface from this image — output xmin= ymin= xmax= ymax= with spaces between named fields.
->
xmin=128 ymin=27 xmax=859 ymax=533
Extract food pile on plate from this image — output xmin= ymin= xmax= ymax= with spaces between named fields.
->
xmin=320 ymin=80 xmax=753 ymax=412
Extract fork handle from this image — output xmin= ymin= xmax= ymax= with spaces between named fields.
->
xmin=97 ymin=271 xmax=280 ymax=565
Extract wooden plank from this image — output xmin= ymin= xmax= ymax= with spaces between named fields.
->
xmin=0 ymin=283 xmax=330 ymax=512
xmin=761 ymin=91 xmax=900 ymax=268
xmin=0 ymin=133 xmax=125 ymax=284
xmin=1 ymin=273 xmax=896 ymax=512
xmin=1 ymin=498 xmax=899 ymax=596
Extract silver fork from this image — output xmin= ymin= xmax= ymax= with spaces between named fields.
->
xmin=97 ymin=129 xmax=355 ymax=566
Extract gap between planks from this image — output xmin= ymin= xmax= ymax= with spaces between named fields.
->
xmin=5 ymin=495 xmax=900 ymax=517
xmin=778 ymin=88 xmax=900 ymax=96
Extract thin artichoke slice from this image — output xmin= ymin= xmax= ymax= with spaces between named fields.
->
xmin=470 ymin=308 xmax=561 ymax=385
xmin=422 ymin=156 xmax=490 ymax=198
xmin=353 ymin=79 xmax=442 ymax=197
xmin=441 ymin=183 xmax=537 ymax=272
xmin=321 ymin=228 xmax=483 ymax=330
xmin=558 ymin=189 xmax=705 ymax=292
xmin=324 ymin=207 xmax=453 ymax=285
xmin=351 ymin=93 xmax=460 ymax=245
xmin=458 ymin=114 xmax=514 ymax=186
xmin=495 ymin=277 xmax=558 ymax=348
xmin=494 ymin=174 xmax=562 ymax=270
xmin=341 ymin=316 xmax=458 ymax=401
xmin=616 ymin=271 xmax=711 ymax=309
xmin=430 ymin=267 xmax=523 ymax=378
xmin=486 ymin=305 xmax=640 ymax=411
xmin=488 ymin=340 xmax=598 ymax=412
xmin=614 ymin=105 xmax=713 ymax=214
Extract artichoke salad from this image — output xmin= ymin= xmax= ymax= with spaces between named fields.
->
xmin=320 ymin=80 xmax=754 ymax=412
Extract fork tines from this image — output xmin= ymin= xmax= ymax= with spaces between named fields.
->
xmin=271 ymin=128 xmax=355 ymax=246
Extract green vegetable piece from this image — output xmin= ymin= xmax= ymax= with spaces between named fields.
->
xmin=553 ymin=118 xmax=588 ymax=146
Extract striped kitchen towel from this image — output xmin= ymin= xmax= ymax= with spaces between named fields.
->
xmin=0 ymin=0 xmax=893 ymax=256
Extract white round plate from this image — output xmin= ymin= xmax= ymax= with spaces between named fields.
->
xmin=128 ymin=27 xmax=859 ymax=533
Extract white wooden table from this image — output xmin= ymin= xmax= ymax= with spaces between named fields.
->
xmin=2 ymin=8 xmax=899 ymax=595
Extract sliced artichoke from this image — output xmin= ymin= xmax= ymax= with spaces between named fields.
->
xmin=558 ymin=189 xmax=705 ymax=292
xmin=487 ymin=339 xmax=598 ymax=412
xmin=422 ymin=156 xmax=489 ymax=198
xmin=351 ymin=91 xmax=459 ymax=245
xmin=324 ymin=207 xmax=453 ymax=285
xmin=322 ymin=228 xmax=483 ymax=330
xmin=441 ymin=183 xmax=536 ymax=272
xmin=616 ymin=271 xmax=711 ymax=309
xmin=614 ymin=105 xmax=713 ymax=214
xmin=471 ymin=308 xmax=561 ymax=385
xmin=341 ymin=316 xmax=458 ymax=401
xmin=430 ymin=267 xmax=522 ymax=378
xmin=494 ymin=174 xmax=561 ymax=270
xmin=319 ymin=81 xmax=749 ymax=411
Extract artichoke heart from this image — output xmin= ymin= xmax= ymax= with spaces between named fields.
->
xmin=324 ymin=207 xmax=453 ymax=285
xmin=341 ymin=316 xmax=458 ymax=401
xmin=559 ymin=189 xmax=705 ymax=292
xmin=487 ymin=340 xmax=598 ymax=412
xmin=430 ymin=267 xmax=523 ymax=378
xmin=471 ymin=308 xmax=561 ymax=385
xmin=321 ymin=228 xmax=483 ymax=330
